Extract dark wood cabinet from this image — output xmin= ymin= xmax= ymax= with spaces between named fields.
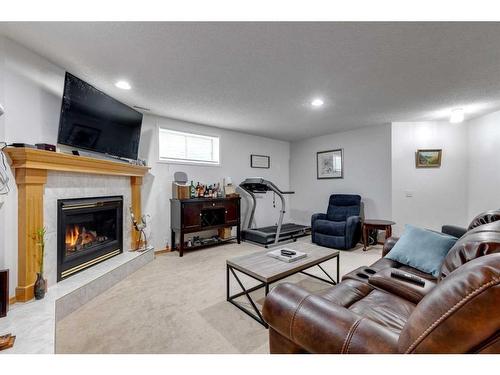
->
xmin=224 ymin=201 xmax=239 ymax=224
xmin=0 ymin=269 xmax=8 ymax=318
xmin=170 ymin=197 xmax=241 ymax=257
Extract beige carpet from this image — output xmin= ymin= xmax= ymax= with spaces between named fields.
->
xmin=55 ymin=237 xmax=382 ymax=353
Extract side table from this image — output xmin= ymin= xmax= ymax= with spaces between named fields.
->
xmin=362 ymin=219 xmax=395 ymax=251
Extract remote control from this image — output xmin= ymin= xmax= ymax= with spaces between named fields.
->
xmin=390 ymin=271 xmax=425 ymax=287
xmin=281 ymin=249 xmax=296 ymax=256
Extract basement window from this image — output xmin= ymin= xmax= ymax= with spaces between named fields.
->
xmin=158 ymin=128 xmax=220 ymax=165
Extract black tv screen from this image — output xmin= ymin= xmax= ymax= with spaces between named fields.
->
xmin=58 ymin=72 xmax=143 ymax=160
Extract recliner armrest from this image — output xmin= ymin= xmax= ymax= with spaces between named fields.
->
xmin=346 ymin=215 xmax=361 ymax=227
xmin=311 ymin=213 xmax=327 ymax=226
xmin=368 ymin=268 xmax=436 ymax=304
xmin=345 ymin=215 xmax=361 ymax=244
xmin=262 ymin=283 xmax=399 ymax=353
xmin=382 ymin=236 xmax=399 ymax=257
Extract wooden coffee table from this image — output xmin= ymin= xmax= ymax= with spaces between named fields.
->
xmin=226 ymin=243 xmax=340 ymax=327
xmin=362 ymin=219 xmax=395 ymax=251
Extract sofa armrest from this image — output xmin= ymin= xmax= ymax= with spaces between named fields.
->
xmin=311 ymin=213 xmax=327 ymax=227
xmin=262 ymin=283 xmax=399 ymax=354
xmin=441 ymin=225 xmax=467 ymax=238
xmin=382 ymin=236 xmax=399 ymax=257
xmin=368 ymin=268 xmax=436 ymax=304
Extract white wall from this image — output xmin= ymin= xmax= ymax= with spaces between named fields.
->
xmin=0 ymin=37 xmax=291 ymax=296
xmin=0 ymin=36 xmax=66 ymax=296
xmin=139 ymin=115 xmax=291 ymax=250
xmin=4 ymin=36 xmax=66 ymax=288
xmin=466 ymin=111 xmax=500 ymax=217
xmin=391 ymin=121 xmax=468 ymax=235
xmin=289 ymin=124 xmax=392 ymax=226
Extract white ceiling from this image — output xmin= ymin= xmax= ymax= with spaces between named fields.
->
xmin=2 ymin=22 xmax=500 ymax=141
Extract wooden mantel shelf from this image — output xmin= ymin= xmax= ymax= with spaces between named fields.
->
xmin=5 ymin=147 xmax=150 ymax=177
xmin=5 ymin=147 xmax=150 ymax=303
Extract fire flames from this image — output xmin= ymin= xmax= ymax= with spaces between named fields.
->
xmin=66 ymin=225 xmax=80 ymax=248
xmin=65 ymin=225 xmax=100 ymax=250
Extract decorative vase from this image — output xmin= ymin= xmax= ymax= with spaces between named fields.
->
xmin=34 ymin=272 xmax=46 ymax=300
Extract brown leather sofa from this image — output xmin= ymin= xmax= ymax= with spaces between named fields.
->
xmin=262 ymin=211 xmax=500 ymax=354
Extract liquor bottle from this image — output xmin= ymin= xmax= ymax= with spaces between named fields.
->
xmin=190 ymin=181 xmax=195 ymax=198
xmin=196 ymin=182 xmax=201 ymax=198
xmin=208 ymin=184 xmax=213 ymax=197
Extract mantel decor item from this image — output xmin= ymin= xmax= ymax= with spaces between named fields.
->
xmin=250 ymin=154 xmax=270 ymax=169
xmin=317 ymin=149 xmax=343 ymax=179
xmin=33 ymin=227 xmax=47 ymax=300
xmin=415 ymin=149 xmax=442 ymax=168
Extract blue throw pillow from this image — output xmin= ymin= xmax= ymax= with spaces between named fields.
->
xmin=386 ymin=224 xmax=458 ymax=277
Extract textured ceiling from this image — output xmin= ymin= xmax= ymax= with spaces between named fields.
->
xmin=2 ymin=22 xmax=500 ymax=141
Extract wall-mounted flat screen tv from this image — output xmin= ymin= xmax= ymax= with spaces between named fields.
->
xmin=58 ymin=72 xmax=143 ymax=160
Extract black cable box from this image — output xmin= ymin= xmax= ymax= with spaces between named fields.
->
xmin=35 ymin=143 xmax=56 ymax=152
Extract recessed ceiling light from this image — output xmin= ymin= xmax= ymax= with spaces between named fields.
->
xmin=450 ymin=108 xmax=464 ymax=123
xmin=115 ymin=80 xmax=131 ymax=90
xmin=311 ymin=98 xmax=324 ymax=108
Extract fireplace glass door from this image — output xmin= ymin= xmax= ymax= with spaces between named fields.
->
xmin=58 ymin=196 xmax=123 ymax=280
xmin=65 ymin=210 xmax=117 ymax=257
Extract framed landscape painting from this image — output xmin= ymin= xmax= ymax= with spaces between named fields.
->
xmin=317 ymin=149 xmax=343 ymax=179
xmin=415 ymin=149 xmax=442 ymax=168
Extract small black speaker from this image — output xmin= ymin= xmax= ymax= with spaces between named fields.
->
xmin=0 ymin=269 xmax=8 ymax=318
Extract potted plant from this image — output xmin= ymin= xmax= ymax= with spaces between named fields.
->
xmin=33 ymin=227 xmax=47 ymax=300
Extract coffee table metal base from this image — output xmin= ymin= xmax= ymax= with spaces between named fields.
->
xmin=226 ymin=256 xmax=339 ymax=328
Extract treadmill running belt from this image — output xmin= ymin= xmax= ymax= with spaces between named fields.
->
xmin=242 ymin=223 xmax=310 ymax=245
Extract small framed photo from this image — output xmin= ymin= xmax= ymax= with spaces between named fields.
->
xmin=250 ymin=154 xmax=270 ymax=169
xmin=415 ymin=149 xmax=442 ymax=168
xmin=317 ymin=149 xmax=343 ymax=179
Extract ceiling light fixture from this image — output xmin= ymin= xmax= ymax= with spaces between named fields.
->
xmin=115 ymin=80 xmax=131 ymax=90
xmin=311 ymin=98 xmax=324 ymax=108
xmin=450 ymin=108 xmax=465 ymax=123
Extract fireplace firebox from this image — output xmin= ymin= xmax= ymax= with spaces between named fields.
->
xmin=57 ymin=196 xmax=123 ymax=281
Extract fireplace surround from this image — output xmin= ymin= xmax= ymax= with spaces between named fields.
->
xmin=5 ymin=147 xmax=149 ymax=302
xmin=57 ymin=196 xmax=123 ymax=281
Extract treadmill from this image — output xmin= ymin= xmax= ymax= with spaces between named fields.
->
xmin=239 ymin=178 xmax=310 ymax=247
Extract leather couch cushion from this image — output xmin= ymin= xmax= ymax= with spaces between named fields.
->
xmin=348 ymin=290 xmax=416 ymax=333
xmin=467 ymin=209 xmax=500 ymax=230
xmin=314 ymin=219 xmax=345 ymax=236
xmin=317 ymin=278 xmax=373 ymax=307
xmin=441 ymin=220 xmax=500 ymax=279
xmin=316 ymin=278 xmax=415 ymax=334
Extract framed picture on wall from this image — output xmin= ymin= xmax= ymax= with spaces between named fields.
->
xmin=250 ymin=154 xmax=270 ymax=169
xmin=415 ymin=149 xmax=442 ymax=168
xmin=317 ymin=149 xmax=343 ymax=179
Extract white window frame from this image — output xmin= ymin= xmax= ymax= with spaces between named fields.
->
xmin=158 ymin=126 xmax=221 ymax=166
